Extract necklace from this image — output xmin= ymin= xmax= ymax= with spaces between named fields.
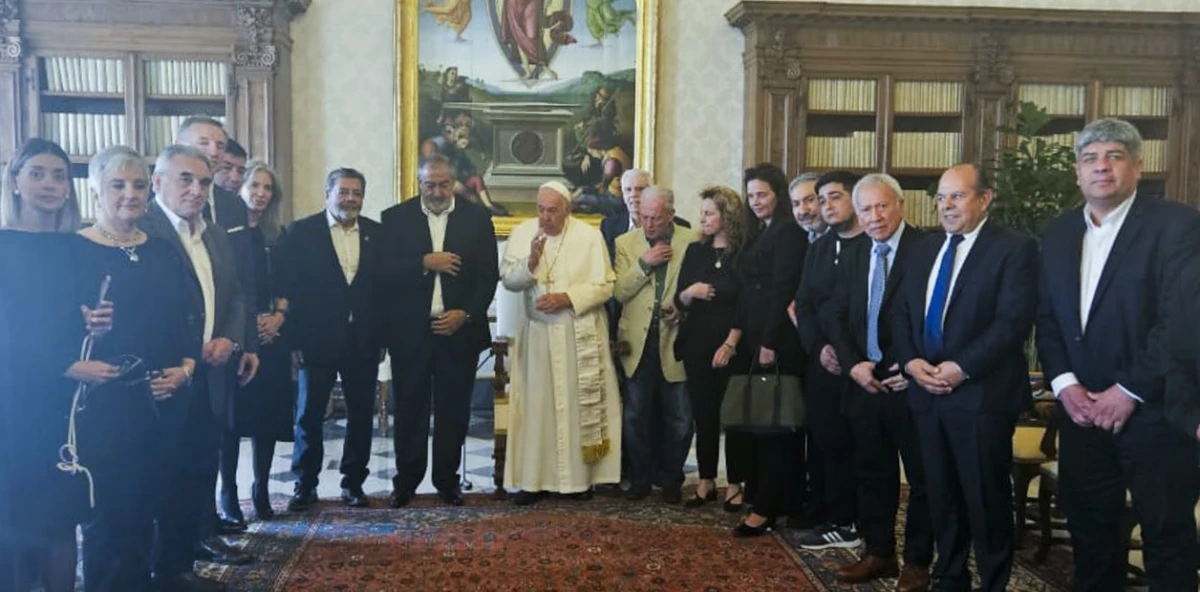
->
xmin=713 ymin=246 xmax=727 ymax=269
xmin=94 ymin=224 xmax=142 ymax=263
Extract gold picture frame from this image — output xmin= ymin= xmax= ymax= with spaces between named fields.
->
xmin=393 ymin=0 xmax=659 ymax=238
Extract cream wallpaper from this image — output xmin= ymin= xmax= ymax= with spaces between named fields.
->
xmin=289 ymin=0 xmax=1197 ymax=223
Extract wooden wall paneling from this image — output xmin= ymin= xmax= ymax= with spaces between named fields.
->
xmin=1181 ymin=33 xmax=1200 ymax=207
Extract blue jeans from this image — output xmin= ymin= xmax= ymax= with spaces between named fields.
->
xmin=623 ymin=339 xmax=693 ymax=491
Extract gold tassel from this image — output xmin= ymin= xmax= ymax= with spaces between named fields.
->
xmin=581 ymin=438 xmax=611 ymax=465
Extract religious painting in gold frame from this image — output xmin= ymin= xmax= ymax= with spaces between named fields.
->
xmin=394 ymin=0 xmax=659 ymax=237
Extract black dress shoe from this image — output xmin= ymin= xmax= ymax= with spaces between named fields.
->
xmin=341 ymin=487 xmax=371 ymax=508
xmin=194 ymin=537 xmax=254 ymax=565
xmin=563 ymin=489 xmax=593 ymax=501
xmin=625 ymin=484 xmax=651 ymax=501
xmin=661 ymin=487 xmax=683 ymax=504
xmin=723 ymin=487 xmax=745 ymax=513
xmin=513 ymin=490 xmax=549 ymax=506
xmin=216 ymin=516 xmax=247 ymax=534
xmin=732 ymin=516 xmax=776 ymax=538
xmin=251 ymin=483 xmax=275 ymax=520
xmin=684 ymin=488 xmax=718 ymax=508
xmin=389 ymin=489 xmax=413 ymax=508
xmin=287 ymin=489 xmax=318 ymax=512
xmin=155 ymin=572 xmax=228 ymax=592
xmin=438 ymin=488 xmax=465 ymax=506
xmin=219 ymin=491 xmax=245 ymax=523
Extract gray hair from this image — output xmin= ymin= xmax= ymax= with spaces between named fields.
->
xmin=176 ymin=116 xmax=227 ymax=140
xmin=789 ymin=172 xmax=821 ymax=193
xmin=641 ymin=185 xmax=675 ymax=210
xmin=154 ymin=144 xmax=212 ymax=176
xmin=621 ymin=168 xmax=652 ymax=186
xmin=419 ymin=153 xmax=455 ymax=180
xmin=1075 ymin=118 xmax=1142 ymax=161
xmin=852 ymin=173 xmax=905 ymax=209
xmin=88 ymin=146 xmax=148 ymax=195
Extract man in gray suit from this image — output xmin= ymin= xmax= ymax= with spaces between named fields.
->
xmin=140 ymin=145 xmax=258 ymax=592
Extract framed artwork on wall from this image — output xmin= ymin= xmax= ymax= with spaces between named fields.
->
xmin=394 ymin=0 xmax=658 ymax=237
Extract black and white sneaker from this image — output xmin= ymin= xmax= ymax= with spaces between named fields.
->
xmin=797 ymin=523 xmax=862 ymax=550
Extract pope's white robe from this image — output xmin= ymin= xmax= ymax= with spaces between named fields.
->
xmin=500 ymin=217 xmax=622 ymax=493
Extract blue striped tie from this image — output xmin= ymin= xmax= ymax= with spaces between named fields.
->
xmin=923 ymin=234 xmax=964 ymax=360
xmin=866 ymin=242 xmax=891 ymax=362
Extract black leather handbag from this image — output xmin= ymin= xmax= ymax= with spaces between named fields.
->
xmin=720 ymin=360 xmax=805 ymax=431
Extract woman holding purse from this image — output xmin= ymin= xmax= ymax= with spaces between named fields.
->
xmin=674 ymin=186 xmax=746 ymax=508
xmin=727 ymin=163 xmax=808 ymax=537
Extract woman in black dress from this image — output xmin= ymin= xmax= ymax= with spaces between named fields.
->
xmin=674 ymin=185 xmax=746 ymax=508
xmin=729 ymin=163 xmax=808 ymax=537
xmin=75 ymin=145 xmax=198 ymax=591
xmin=219 ymin=160 xmax=294 ymax=522
xmin=0 ymin=138 xmax=93 ymax=592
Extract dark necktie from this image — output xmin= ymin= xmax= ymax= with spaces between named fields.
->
xmin=923 ymin=234 xmax=964 ymax=360
xmin=867 ymin=242 xmax=891 ymax=362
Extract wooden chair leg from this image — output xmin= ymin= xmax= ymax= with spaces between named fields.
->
xmin=378 ymin=380 xmax=390 ymax=438
xmin=1013 ymin=464 xmax=1035 ymax=549
xmin=1035 ymin=472 xmax=1055 ymax=563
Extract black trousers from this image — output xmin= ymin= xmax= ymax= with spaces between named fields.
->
xmin=292 ymin=338 xmax=378 ymax=491
xmin=154 ymin=371 xmax=221 ymax=578
xmin=912 ymin=407 xmax=1015 ymax=592
xmin=219 ymin=433 xmax=276 ymax=504
xmin=1058 ymin=405 xmax=1199 ymax=591
xmin=805 ymin=361 xmax=857 ymax=525
xmin=682 ymin=355 xmax=732 ymax=480
xmin=848 ymin=390 xmax=933 ymax=565
xmin=737 ymin=430 xmax=797 ymax=518
xmin=390 ymin=334 xmax=477 ymax=494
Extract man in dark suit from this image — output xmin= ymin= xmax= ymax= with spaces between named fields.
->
xmin=892 ymin=164 xmax=1037 ymax=592
xmin=1037 ymin=118 xmax=1200 ymax=590
xmin=823 ymin=174 xmax=932 ymax=591
xmin=142 ymin=144 xmax=258 ymax=591
xmin=381 ymin=155 xmax=499 ymax=508
xmin=173 ymin=116 xmax=244 ymax=228
xmin=284 ymin=168 xmax=384 ymax=511
xmin=793 ymin=170 xmax=867 ymax=542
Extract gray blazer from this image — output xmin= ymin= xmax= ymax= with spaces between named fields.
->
xmin=142 ymin=200 xmax=254 ymax=419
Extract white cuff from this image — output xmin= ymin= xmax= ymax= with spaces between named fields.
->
xmin=1117 ymin=383 xmax=1144 ymax=404
xmin=1050 ymin=373 xmax=1079 ymax=398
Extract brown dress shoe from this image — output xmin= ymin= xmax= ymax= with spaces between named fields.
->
xmin=836 ymin=554 xmax=900 ymax=583
xmin=896 ymin=563 xmax=931 ymax=592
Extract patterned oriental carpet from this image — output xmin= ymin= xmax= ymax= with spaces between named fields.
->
xmin=207 ymin=492 xmax=1074 ymax=591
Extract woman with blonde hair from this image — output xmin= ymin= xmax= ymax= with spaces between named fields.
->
xmin=219 ymin=159 xmax=294 ymax=523
xmin=673 ymin=185 xmax=747 ymax=508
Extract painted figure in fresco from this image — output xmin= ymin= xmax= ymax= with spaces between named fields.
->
xmin=424 ymin=0 xmax=472 ymax=41
xmin=499 ymin=0 xmax=576 ymax=81
xmin=563 ymin=136 xmax=628 ymax=215
xmin=574 ymin=86 xmax=618 ymax=148
xmin=420 ymin=112 xmax=509 ymax=217
xmin=586 ymin=0 xmax=634 ymax=45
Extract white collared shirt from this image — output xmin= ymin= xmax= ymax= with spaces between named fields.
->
xmin=923 ymin=218 xmax=988 ymax=326
xmin=160 ymin=200 xmax=216 ymax=343
xmin=326 ymin=209 xmax=360 ymax=285
xmin=865 ymin=222 xmax=907 ymax=311
xmin=1050 ymin=193 xmax=1142 ymax=402
xmin=627 ymin=214 xmax=637 ymax=233
xmin=422 ymin=197 xmax=457 ymax=317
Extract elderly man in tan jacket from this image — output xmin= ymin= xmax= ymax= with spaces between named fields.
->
xmin=614 ymin=186 xmax=700 ymax=503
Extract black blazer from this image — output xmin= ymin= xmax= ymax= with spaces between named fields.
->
xmin=1037 ymin=195 xmax=1200 ymax=407
xmin=212 ymin=186 xmax=248 ymax=229
xmin=141 ymin=201 xmax=250 ymax=418
xmin=893 ymin=222 xmax=1038 ymax=418
xmin=734 ymin=217 xmax=807 ymax=376
xmin=379 ymin=198 xmax=499 ymax=357
xmin=795 ymin=232 xmax=869 ymax=355
xmin=823 ymin=224 xmax=925 ymax=414
xmin=673 ymin=241 xmax=740 ymax=363
xmin=1164 ymin=258 xmax=1200 ymax=438
xmin=281 ymin=212 xmax=385 ymax=364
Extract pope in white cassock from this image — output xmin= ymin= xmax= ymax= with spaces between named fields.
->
xmin=501 ymin=181 xmax=622 ymax=505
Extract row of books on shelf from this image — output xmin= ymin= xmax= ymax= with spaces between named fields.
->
xmin=893 ymin=81 xmax=963 ymax=114
xmin=146 ymin=115 xmax=226 ymax=156
xmin=1102 ymin=86 xmax=1172 ymax=118
xmin=146 ymin=61 xmax=228 ymax=97
xmin=72 ymin=179 xmax=96 ymax=219
xmin=902 ymin=189 xmax=939 ymax=229
xmin=805 ymin=131 xmax=877 ymax=169
xmin=41 ymin=113 xmax=127 ymax=156
xmin=808 ymin=79 xmax=877 ymax=112
xmin=1018 ymin=84 xmax=1086 ymax=117
xmin=891 ymin=132 xmax=961 ymax=169
xmin=43 ymin=57 xmax=125 ymax=95
xmin=1141 ymin=139 xmax=1167 ymax=173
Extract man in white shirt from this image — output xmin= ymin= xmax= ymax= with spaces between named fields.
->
xmin=1036 ymin=118 xmax=1200 ymax=590
xmin=285 ymin=168 xmax=385 ymax=511
xmin=141 ymin=144 xmax=258 ymax=591
xmin=892 ymin=164 xmax=1038 ymax=592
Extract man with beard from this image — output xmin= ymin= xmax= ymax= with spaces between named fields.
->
xmin=790 ymin=173 xmax=827 ymax=242
xmin=284 ymin=168 xmax=385 ymax=512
